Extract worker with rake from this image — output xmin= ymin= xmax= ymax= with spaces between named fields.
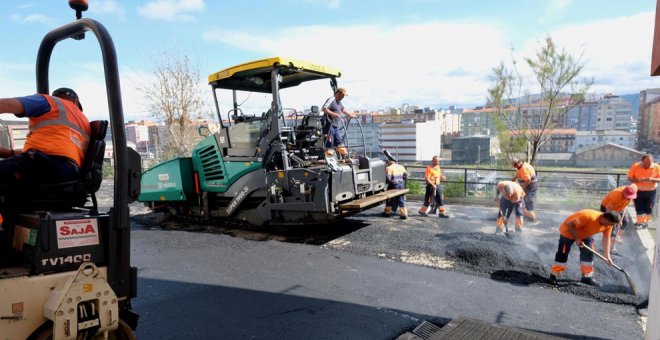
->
xmin=549 ymin=210 xmax=621 ymax=287
xmin=600 ymin=184 xmax=637 ymax=254
xmin=494 ymin=180 xmax=525 ymax=234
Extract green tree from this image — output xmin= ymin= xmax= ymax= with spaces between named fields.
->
xmin=488 ymin=37 xmax=592 ymax=165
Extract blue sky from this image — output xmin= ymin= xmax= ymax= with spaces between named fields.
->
xmin=0 ymin=0 xmax=656 ymax=121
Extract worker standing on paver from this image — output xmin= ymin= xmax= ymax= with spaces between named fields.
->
xmin=419 ymin=155 xmax=449 ymax=218
xmin=600 ymin=184 xmax=637 ymax=254
xmin=549 ymin=209 xmax=621 ymax=287
xmin=384 ymin=159 xmax=408 ymax=219
xmin=495 ymin=180 xmax=526 ymax=233
xmin=626 ymin=153 xmax=660 ymax=229
xmin=512 ymin=158 xmax=539 ymax=222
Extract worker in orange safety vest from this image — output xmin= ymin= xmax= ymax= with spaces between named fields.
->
xmin=627 ymin=154 xmax=660 ymax=229
xmin=494 ymin=180 xmax=526 ymax=233
xmin=384 ymin=159 xmax=408 ymax=219
xmin=549 ymin=209 xmax=621 ymax=287
xmin=419 ymin=155 xmax=449 ymax=218
xmin=600 ymin=184 xmax=637 ymax=254
xmin=0 ymin=88 xmax=90 ymax=190
xmin=512 ymin=158 xmax=539 ymax=222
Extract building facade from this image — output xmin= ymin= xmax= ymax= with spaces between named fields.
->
xmin=575 ymin=130 xmax=636 ymax=150
xmin=379 ymin=120 xmax=442 ymax=162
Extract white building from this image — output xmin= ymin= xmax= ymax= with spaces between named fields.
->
xmin=379 ymin=120 xmax=442 ymax=162
xmin=575 ymin=130 xmax=636 ymax=149
xmin=595 ymin=96 xmax=633 ymax=131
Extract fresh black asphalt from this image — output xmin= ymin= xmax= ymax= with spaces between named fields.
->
xmin=129 ymin=201 xmax=648 ymax=339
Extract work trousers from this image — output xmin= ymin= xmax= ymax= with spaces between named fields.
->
xmin=633 ymin=189 xmax=656 ymax=216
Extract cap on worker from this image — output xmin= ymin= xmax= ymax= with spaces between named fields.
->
xmin=511 ymin=157 xmax=520 ymax=165
xmin=52 ymin=87 xmax=83 ymax=111
xmin=623 ymin=185 xmax=637 ymax=199
xmin=337 ymin=87 xmax=348 ymax=96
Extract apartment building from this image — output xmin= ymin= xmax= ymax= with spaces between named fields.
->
xmin=379 ymin=120 xmax=442 ymax=162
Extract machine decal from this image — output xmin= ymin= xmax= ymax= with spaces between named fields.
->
xmin=157 ymin=181 xmax=177 ymax=189
xmin=226 ymin=186 xmax=249 ymax=215
xmin=158 ymin=173 xmax=170 ymax=181
xmin=41 ymin=253 xmax=92 ymax=267
xmin=56 ymin=219 xmax=100 ymax=249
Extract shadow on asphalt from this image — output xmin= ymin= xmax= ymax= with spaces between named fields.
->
xmin=134 ymin=277 xmax=605 ymax=340
xmin=131 ymin=212 xmax=370 ymax=246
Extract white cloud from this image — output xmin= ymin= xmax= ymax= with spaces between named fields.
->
xmin=17 ymin=4 xmax=35 ymax=9
xmin=90 ymin=0 xmax=125 ymax=17
xmin=11 ymin=13 xmax=54 ymax=25
xmin=542 ymin=11 xmax=655 ymax=95
xmin=302 ymin=0 xmax=341 ymax=9
xmin=137 ymin=0 xmax=205 ymax=22
xmin=550 ymin=0 xmax=571 ymax=11
xmin=203 ymin=21 xmax=510 ymax=110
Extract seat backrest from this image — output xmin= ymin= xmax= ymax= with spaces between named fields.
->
xmin=81 ymin=120 xmax=108 ymax=193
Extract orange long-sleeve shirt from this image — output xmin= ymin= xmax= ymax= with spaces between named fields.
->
xmin=559 ymin=209 xmax=613 ymax=240
xmin=627 ymin=162 xmax=660 ymax=191
xmin=601 ymin=187 xmax=632 ymax=212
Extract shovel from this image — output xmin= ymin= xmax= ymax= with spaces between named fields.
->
xmin=497 ymin=201 xmax=515 ymax=238
xmin=582 ymin=243 xmax=638 ymax=295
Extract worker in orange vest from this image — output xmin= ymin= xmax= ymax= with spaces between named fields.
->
xmin=512 ymin=158 xmax=539 ymax=222
xmin=549 ymin=209 xmax=621 ymax=287
xmin=419 ymin=156 xmax=449 ymax=218
xmin=495 ymin=180 xmax=526 ymax=233
xmin=627 ymin=154 xmax=660 ymax=229
xmin=384 ymin=159 xmax=408 ymax=219
xmin=0 ymin=88 xmax=90 ymax=190
xmin=600 ymin=184 xmax=637 ymax=254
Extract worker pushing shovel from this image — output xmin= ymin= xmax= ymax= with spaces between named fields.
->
xmin=495 ymin=181 xmax=526 ymax=235
xmin=419 ymin=156 xmax=449 ymax=218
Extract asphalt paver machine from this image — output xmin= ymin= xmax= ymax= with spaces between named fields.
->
xmin=139 ymin=57 xmax=407 ymax=226
xmin=0 ymin=1 xmax=140 ymax=338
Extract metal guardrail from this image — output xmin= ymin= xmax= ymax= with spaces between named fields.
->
xmin=401 ymin=164 xmax=659 ymax=218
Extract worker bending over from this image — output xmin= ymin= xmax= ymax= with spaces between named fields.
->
xmin=384 ymin=159 xmax=408 ymax=219
xmin=549 ymin=209 xmax=621 ymax=287
xmin=600 ymin=185 xmax=637 ymax=254
xmin=495 ymin=180 xmax=526 ymax=233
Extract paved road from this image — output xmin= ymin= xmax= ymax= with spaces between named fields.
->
xmin=129 ymin=202 xmax=647 ymax=339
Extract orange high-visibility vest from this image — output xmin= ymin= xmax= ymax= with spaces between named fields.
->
xmin=23 ymin=95 xmax=90 ymax=168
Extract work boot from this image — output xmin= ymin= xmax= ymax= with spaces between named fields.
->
xmin=515 ymin=226 xmax=523 ymax=233
xmin=635 ymin=222 xmax=647 ymax=230
xmin=400 ymin=215 xmax=408 ymax=220
xmin=383 ymin=213 xmax=391 ymax=218
xmin=548 ymin=274 xmax=558 ymax=285
xmin=438 ymin=213 xmax=450 ymax=218
xmin=419 ymin=211 xmax=428 ymax=217
xmin=495 ymin=228 xmax=504 ymax=234
xmin=611 ymin=246 xmax=619 ymax=256
xmin=580 ymin=277 xmax=601 ymax=287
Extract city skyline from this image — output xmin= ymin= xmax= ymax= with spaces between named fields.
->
xmin=0 ymin=0 xmax=656 ymax=122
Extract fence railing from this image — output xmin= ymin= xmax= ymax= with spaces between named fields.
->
xmin=401 ymin=164 xmax=657 ymax=216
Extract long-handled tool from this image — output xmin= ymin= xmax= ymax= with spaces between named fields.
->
xmin=496 ymin=201 xmax=515 ymax=238
xmin=582 ymin=243 xmax=638 ymax=295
